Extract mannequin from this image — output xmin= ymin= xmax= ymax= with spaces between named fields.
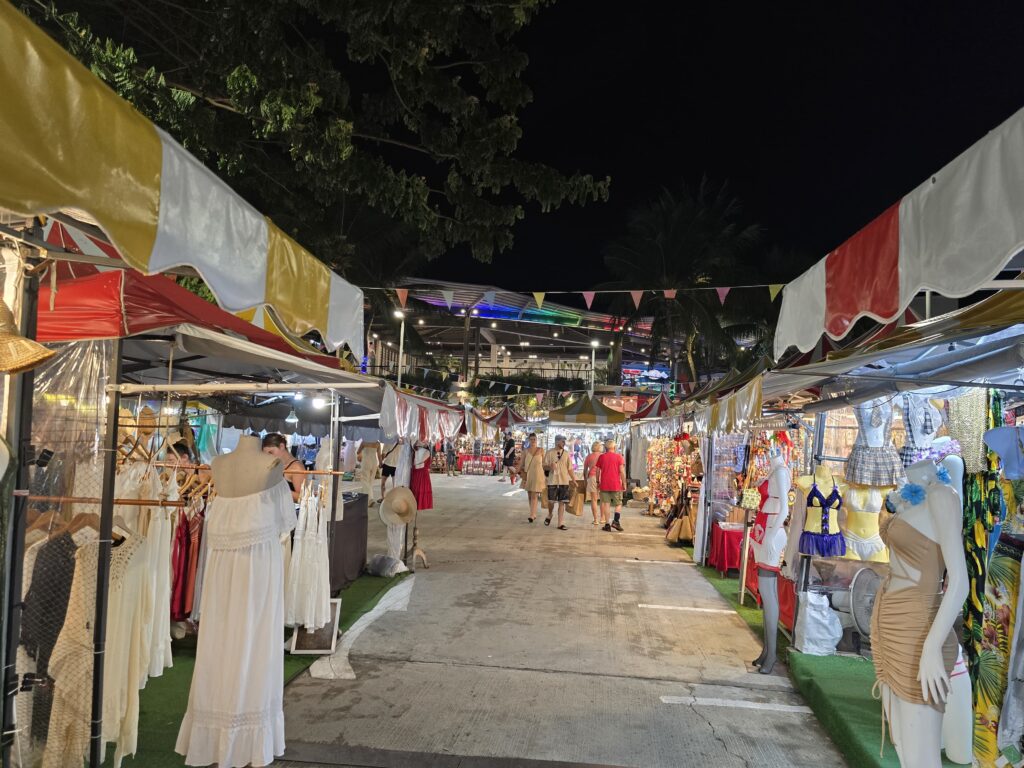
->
xmin=900 ymin=393 xmax=942 ymax=467
xmin=211 ymin=435 xmax=284 ymax=497
xmin=847 ymin=398 xmax=906 ymax=487
xmin=840 ymin=483 xmax=890 ymax=563
xmin=751 ymin=451 xmax=791 ymax=675
xmin=932 ymin=436 xmax=972 ymax=766
xmin=872 ymin=460 xmax=968 ymax=768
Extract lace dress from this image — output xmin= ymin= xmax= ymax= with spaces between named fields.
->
xmin=176 ymin=480 xmax=296 ymax=767
xmin=286 ymin=482 xmax=332 ymax=631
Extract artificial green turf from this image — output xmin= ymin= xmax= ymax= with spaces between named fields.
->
xmin=106 ymin=573 xmax=408 ymax=767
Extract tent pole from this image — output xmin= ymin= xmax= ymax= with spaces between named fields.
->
xmin=89 ymin=338 xmax=123 ymax=768
xmin=1 ymin=259 xmax=40 ymax=762
xmin=112 ymin=381 xmax=382 ymax=395
xmin=329 ymin=394 xmax=343 ymax=589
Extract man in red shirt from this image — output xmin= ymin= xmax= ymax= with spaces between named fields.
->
xmin=595 ymin=439 xmax=626 ymax=532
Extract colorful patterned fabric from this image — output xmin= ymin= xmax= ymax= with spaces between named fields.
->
xmin=973 ymin=535 xmax=1022 ymax=767
xmin=964 ymin=391 xmax=1005 ymax=709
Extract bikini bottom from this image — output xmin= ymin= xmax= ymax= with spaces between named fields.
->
xmin=843 ymin=529 xmax=887 ymax=561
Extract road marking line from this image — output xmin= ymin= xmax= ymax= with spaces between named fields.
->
xmin=638 ymin=604 xmax=734 ymax=614
xmin=502 ymin=489 xmax=525 ymax=496
xmin=616 ymin=532 xmax=665 ymax=538
xmin=624 ymin=559 xmax=695 ymax=565
xmin=660 ymin=695 xmax=811 ymax=714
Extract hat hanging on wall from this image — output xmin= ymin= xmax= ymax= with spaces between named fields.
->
xmin=0 ymin=298 xmax=54 ymax=374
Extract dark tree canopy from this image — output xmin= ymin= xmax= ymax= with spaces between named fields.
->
xmin=25 ymin=0 xmax=609 ymax=272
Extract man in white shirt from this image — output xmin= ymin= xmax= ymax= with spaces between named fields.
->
xmin=543 ymin=434 xmax=574 ymax=530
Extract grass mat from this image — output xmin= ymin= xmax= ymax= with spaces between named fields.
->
xmin=108 ymin=573 xmax=409 ymax=767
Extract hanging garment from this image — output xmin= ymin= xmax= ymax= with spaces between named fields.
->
xmin=147 ymin=475 xmax=175 ymax=678
xmin=846 ymin=399 xmax=906 ymax=487
xmin=170 ymin=508 xmax=191 ymax=621
xmin=409 ymin=446 xmax=433 ymax=512
xmin=985 ymin=426 xmax=1024 ymax=480
xmin=949 ymin=388 xmax=990 ymax=474
xmin=13 ymin=535 xmax=47 ymax=768
xmin=799 ymin=482 xmax=846 ymax=558
xmin=189 ymin=512 xmax=210 ymax=623
xmin=899 ymin=392 xmax=941 ymax=467
xmin=42 ymin=532 xmax=141 ymax=768
xmin=963 ymin=390 xmax=1005 ymax=700
xmin=286 ymin=482 xmax=332 ymax=631
xmin=973 ymin=535 xmax=1023 ymax=766
xmin=997 ymin=547 xmax=1024 ymax=755
xmin=176 ymin=480 xmax=296 ymax=768
xmin=184 ymin=508 xmax=204 ymax=615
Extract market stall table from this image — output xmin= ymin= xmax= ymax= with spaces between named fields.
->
xmin=329 ymin=492 xmax=369 ymax=591
xmin=708 ymin=521 xmax=744 ymax=574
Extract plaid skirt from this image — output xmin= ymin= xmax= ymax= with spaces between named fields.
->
xmin=847 ymin=445 xmax=906 ymax=487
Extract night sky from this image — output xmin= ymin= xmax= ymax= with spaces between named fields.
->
xmin=424 ymin=3 xmax=1024 ymax=293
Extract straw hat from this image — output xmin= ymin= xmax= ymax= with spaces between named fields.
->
xmin=379 ymin=486 xmax=417 ymax=526
xmin=0 ymin=298 xmax=54 ymax=374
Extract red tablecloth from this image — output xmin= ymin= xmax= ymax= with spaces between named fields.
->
xmin=743 ymin=548 xmax=796 ymax=632
xmin=708 ymin=522 xmax=743 ymax=574
xmin=457 ymin=454 xmax=496 ymax=471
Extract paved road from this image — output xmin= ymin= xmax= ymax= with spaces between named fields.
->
xmin=279 ymin=474 xmax=845 ymax=768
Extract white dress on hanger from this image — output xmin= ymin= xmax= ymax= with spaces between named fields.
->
xmin=176 ymin=480 xmax=295 ymax=768
xmin=286 ymin=481 xmax=332 ymax=630
xmin=146 ymin=473 xmax=175 ymax=678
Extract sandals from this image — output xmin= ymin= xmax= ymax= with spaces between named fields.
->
xmin=528 ymin=517 xmax=536 ymax=523
xmin=557 ymin=525 xmax=568 ymax=530
xmin=544 ymin=517 xmax=552 ymax=526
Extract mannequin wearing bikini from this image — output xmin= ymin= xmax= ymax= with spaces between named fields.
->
xmin=211 ymin=435 xmax=285 ymax=497
xmin=840 ymin=483 xmax=891 ymax=563
xmin=873 ymin=460 xmax=967 ymax=768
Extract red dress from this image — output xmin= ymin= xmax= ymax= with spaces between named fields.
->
xmin=409 ymin=449 xmax=433 ymax=512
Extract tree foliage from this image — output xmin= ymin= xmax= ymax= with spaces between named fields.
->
xmin=24 ymin=0 xmax=609 ymax=270
xmin=602 ymin=178 xmax=761 ymax=383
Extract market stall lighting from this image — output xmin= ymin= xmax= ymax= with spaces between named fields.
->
xmin=285 ymin=409 xmax=299 ymax=424
xmin=386 ymin=341 xmax=393 ymax=347
xmin=372 ymin=333 xmax=379 ymax=339
xmin=529 ymin=354 xmax=538 ymax=359
xmin=418 ymin=318 xmax=425 ymax=325
xmin=294 ymin=392 xmax=304 ymax=400
xmin=553 ymin=332 xmax=559 ymax=337
xmin=579 ymin=355 xmax=588 ymax=360
xmin=393 ymin=310 xmax=405 ymax=320
xmin=491 ymin=322 xmax=497 ymax=328
xmin=311 ymin=396 xmax=326 ymax=409
xmin=590 ymin=340 xmax=599 ymax=348
xmin=472 ymin=308 xmax=479 ymax=316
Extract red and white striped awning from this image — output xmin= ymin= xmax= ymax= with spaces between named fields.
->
xmin=774 ymin=106 xmax=1024 ymax=359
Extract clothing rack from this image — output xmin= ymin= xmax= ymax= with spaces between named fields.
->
xmin=152 ymin=461 xmax=349 ymax=477
xmin=28 ymin=495 xmax=187 ymax=508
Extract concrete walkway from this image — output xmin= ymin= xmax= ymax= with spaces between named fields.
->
xmin=279 ymin=474 xmax=846 ymax=768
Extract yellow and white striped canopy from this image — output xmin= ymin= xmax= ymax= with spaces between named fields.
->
xmin=0 ymin=3 xmax=363 ymax=358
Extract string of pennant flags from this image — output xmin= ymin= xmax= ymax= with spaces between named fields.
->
xmin=385 ymin=284 xmax=785 ymax=311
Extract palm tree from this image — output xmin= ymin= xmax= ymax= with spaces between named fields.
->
xmin=602 ymin=177 xmax=760 ymax=384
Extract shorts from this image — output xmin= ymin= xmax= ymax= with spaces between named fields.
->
xmin=381 ymin=464 xmax=396 ymax=478
xmin=600 ymin=490 xmax=623 ymax=506
xmin=547 ymin=485 xmax=571 ymax=503
xmin=586 ymin=475 xmax=599 ymax=500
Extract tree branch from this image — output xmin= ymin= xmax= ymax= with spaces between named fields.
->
xmin=351 ymin=132 xmax=455 ymax=159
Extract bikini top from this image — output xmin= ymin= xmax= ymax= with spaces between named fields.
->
xmin=807 ymin=482 xmax=842 ymax=512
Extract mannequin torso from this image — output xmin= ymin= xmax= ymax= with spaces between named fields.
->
xmin=211 ymin=435 xmax=285 ymax=498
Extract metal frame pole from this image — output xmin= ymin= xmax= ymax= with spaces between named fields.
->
xmin=1 ymin=263 xmax=40 ymax=763
xmin=328 ymin=394 xmax=343 ymax=591
xmin=88 ymin=338 xmax=123 ymax=768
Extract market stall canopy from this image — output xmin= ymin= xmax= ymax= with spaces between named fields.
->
xmin=0 ymin=5 xmax=362 ymax=357
xmin=692 ymin=375 xmax=763 ymax=435
xmin=206 ymin=396 xmax=379 ymax=439
xmin=36 ymin=268 xmax=384 ymax=412
xmin=774 ymin=106 xmax=1024 ymax=359
xmin=631 ymin=392 xmax=673 ymax=421
xmin=381 ymin=385 xmax=465 ymax=442
xmin=487 ymin=405 xmax=529 ymax=429
xmin=762 ymin=285 xmax=1024 ymax=411
xmin=548 ymin=394 xmax=628 ymax=425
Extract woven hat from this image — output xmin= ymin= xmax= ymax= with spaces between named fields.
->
xmin=0 ymin=298 xmax=54 ymax=374
xmin=379 ymin=486 xmax=417 ymax=526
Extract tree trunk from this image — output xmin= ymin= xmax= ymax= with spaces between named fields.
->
xmin=685 ymin=333 xmax=699 ymax=385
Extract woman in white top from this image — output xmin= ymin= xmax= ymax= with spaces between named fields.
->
xmin=517 ymin=434 xmax=547 ymax=523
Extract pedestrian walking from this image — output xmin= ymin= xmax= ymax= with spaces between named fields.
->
xmin=543 ymin=434 xmax=574 ymax=530
xmin=500 ymin=430 xmax=516 ymax=483
xmin=518 ymin=433 xmax=546 ymax=522
xmin=596 ymin=439 xmax=626 ymax=532
xmin=445 ymin=437 xmax=457 ymax=476
xmin=583 ymin=441 xmax=604 ymax=525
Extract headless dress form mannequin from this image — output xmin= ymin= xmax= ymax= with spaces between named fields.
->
xmin=211 ymin=435 xmax=284 ymax=497
xmin=752 ymin=453 xmax=791 ymax=675
xmin=873 ymin=460 xmax=968 ymax=768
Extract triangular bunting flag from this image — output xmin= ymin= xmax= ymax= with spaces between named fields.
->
xmin=769 ymin=284 xmax=783 ymax=301
xmin=490 ymin=380 xmax=498 ymax=389
xmin=516 ymin=385 xmax=522 ymax=393
xmin=582 ymin=291 xmax=595 ymax=309
xmin=472 ymin=378 xmax=480 ymax=387
xmin=441 ymin=290 xmax=455 ymax=309
xmin=715 ymin=287 xmax=730 ymax=304
xmin=442 ymin=371 xmax=449 ymax=381
xmin=630 ymin=290 xmax=644 ymax=309
xmin=483 ymin=290 xmax=495 ymax=308
xmin=532 ymin=292 xmax=545 ymax=309
xmin=505 ymin=384 xmax=511 ymax=392
xmin=536 ymin=392 xmax=545 ymax=406
xmin=664 ymin=289 xmax=677 ymax=300
xmin=396 ymin=288 xmax=409 ymax=308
